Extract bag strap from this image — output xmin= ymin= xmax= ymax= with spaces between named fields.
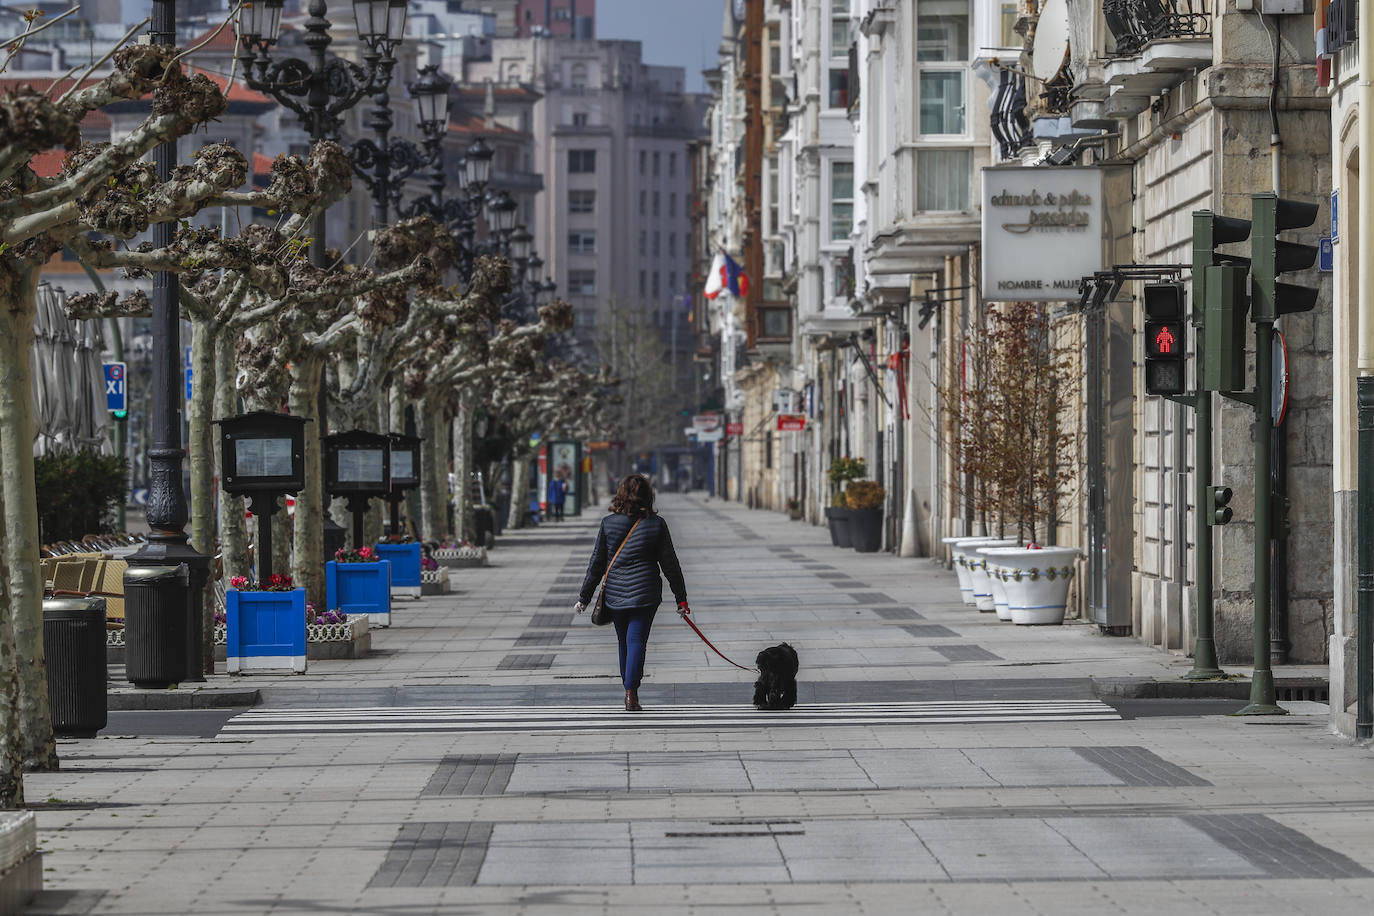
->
xmin=600 ymin=518 xmax=642 ymax=585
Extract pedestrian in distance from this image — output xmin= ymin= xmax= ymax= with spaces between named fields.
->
xmin=574 ymin=474 xmax=689 ymax=711
xmin=548 ymin=470 xmax=567 ymax=522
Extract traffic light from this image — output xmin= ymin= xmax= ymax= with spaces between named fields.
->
xmin=1143 ymin=282 xmax=1186 ymax=395
xmin=1208 ymin=486 xmax=1234 ymax=526
xmin=113 ymin=409 xmax=127 ymax=421
xmin=1250 ymin=193 xmax=1319 ymax=322
xmin=1192 ymin=210 xmax=1251 ymax=392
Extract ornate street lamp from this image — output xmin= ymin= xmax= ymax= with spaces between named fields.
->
xmin=349 ymin=65 xmax=451 ymax=228
xmin=486 ymin=189 xmax=519 ymax=236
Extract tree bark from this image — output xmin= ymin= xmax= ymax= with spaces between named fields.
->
xmin=213 ymin=331 xmax=247 ymax=586
xmin=508 ymin=453 xmax=532 ymax=530
xmin=0 ymin=268 xmax=58 ymax=771
xmin=188 ymin=316 xmax=215 ymax=672
xmin=288 ymin=355 xmax=326 ymax=607
xmin=452 ymin=397 xmax=474 ymax=541
xmin=416 ymin=399 xmax=446 ymax=541
xmin=0 ymin=479 xmax=24 ymax=806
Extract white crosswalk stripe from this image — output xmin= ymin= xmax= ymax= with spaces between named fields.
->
xmin=219 ymin=699 xmax=1121 ymax=735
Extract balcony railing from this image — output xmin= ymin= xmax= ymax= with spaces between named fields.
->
xmin=1103 ymin=0 xmax=1211 ymax=57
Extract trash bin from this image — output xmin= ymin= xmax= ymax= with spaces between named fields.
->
xmin=123 ymin=564 xmax=189 ymax=689
xmin=475 ymin=507 xmax=495 ymax=548
xmin=42 ymin=596 xmax=108 ymax=738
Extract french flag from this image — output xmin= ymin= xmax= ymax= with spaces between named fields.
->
xmin=704 ymin=250 xmax=749 ymax=299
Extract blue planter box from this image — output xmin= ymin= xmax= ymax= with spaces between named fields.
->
xmin=375 ymin=542 xmax=422 ymax=596
xmin=225 ymin=588 xmax=307 ymax=674
xmin=326 ymin=560 xmax=391 ymax=627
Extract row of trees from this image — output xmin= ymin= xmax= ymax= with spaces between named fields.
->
xmin=0 ymin=45 xmax=616 ymax=806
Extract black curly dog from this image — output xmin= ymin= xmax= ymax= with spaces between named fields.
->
xmin=753 ymin=643 xmax=799 ymax=710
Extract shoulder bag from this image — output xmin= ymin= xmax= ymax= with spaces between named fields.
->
xmin=591 ymin=518 xmax=642 ymax=626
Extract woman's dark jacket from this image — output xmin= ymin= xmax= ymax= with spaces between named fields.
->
xmin=579 ymin=512 xmax=687 ymax=611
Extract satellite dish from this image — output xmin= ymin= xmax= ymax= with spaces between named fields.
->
xmin=1032 ymin=0 xmax=1071 ymax=83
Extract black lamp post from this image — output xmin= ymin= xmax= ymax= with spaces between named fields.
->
xmin=349 ymin=64 xmax=452 ymax=228
xmin=236 ymin=0 xmax=409 ymax=265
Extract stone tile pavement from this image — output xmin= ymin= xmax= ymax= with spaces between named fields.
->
xmin=19 ymin=493 xmax=1374 ymax=914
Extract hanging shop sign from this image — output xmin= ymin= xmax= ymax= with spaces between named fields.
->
xmin=980 ymin=165 xmax=1105 ymax=302
xmin=776 ymin=414 xmax=807 ymax=432
xmin=725 ymin=422 xmax=744 ymax=436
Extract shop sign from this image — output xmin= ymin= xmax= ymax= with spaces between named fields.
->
xmin=980 ymin=166 xmax=1104 ymax=302
xmin=725 ymin=421 xmax=744 ymax=436
xmin=692 ymin=414 xmax=721 ymax=431
xmin=776 ymin=414 xmax=806 ymax=432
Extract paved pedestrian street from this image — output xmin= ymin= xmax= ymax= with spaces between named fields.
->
xmin=23 ymin=496 xmax=1374 ymax=915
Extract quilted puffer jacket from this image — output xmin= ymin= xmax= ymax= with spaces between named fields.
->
xmin=578 ymin=512 xmax=687 ymax=611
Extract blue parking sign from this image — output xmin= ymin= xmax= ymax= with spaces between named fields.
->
xmin=104 ymin=362 xmax=126 ymax=412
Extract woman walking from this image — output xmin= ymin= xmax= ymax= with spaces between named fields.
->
xmin=575 ymin=475 xmax=689 ymax=711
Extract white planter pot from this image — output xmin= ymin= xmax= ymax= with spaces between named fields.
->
xmin=981 ymin=547 xmax=1082 ymax=625
xmin=945 ymin=537 xmax=1007 ymax=606
xmin=965 ymin=541 xmax=1019 ymax=612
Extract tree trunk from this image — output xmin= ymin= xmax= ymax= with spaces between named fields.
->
xmin=288 ymin=355 xmax=326 ymax=607
xmin=213 ymin=331 xmax=247 ymax=587
xmin=416 ymin=398 xmax=445 ymax=541
xmin=0 ymin=268 xmax=58 ymax=771
xmin=508 ymin=452 xmax=531 ymax=529
xmin=452 ymin=397 xmax=474 ymax=541
xmin=188 ymin=317 xmax=215 ymax=672
xmin=0 ymin=480 xmax=25 ymax=806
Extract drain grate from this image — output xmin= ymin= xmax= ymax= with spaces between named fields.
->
xmin=1276 ymin=683 xmax=1329 ymax=702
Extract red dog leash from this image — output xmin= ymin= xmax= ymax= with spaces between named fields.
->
xmin=679 ymin=612 xmax=755 ymax=671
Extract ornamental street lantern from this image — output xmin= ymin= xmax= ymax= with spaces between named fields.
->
xmin=323 ymin=429 xmax=392 ymax=548
xmin=215 ymin=411 xmax=311 ymax=581
xmin=386 ymin=432 xmax=421 ymax=537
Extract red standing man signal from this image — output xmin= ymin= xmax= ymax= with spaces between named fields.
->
xmin=1154 ymin=324 xmax=1176 ymax=355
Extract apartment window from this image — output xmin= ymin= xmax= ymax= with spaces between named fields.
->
xmin=828 ymin=0 xmax=851 ymax=109
xmin=569 ymin=189 xmax=595 ymax=213
xmin=652 ymin=272 xmax=660 ymax=297
xmin=668 ymin=152 xmax=677 ymax=177
xmin=916 ymin=148 xmax=971 ymax=211
xmin=653 ymin=151 xmax=661 ymax=176
xmin=568 ymin=269 xmax=596 ymax=294
xmin=572 ymin=112 xmax=588 ymax=127
xmin=829 ymin=160 xmax=854 ymax=242
xmin=653 ymin=231 xmax=661 ymax=257
xmin=568 ymin=149 xmax=596 ymax=172
xmin=669 ymin=193 xmax=677 ymax=218
xmin=639 ymin=150 xmax=647 ymax=174
xmin=668 ymin=271 xmax=677 ymax=294
xmin=916 ymin=0 xmax=969 ymax=135
xmin=1000 ymin=2 xmax=1019 ymax=47
xmin=668 ymin=232 xmax=676 ymax=257
xmin=638 ymin=231 xmax=647 ymax=256
xmin=568 ymin=231 xmax=596 ymax=255
xmin=569 ymin=62 xmax=588 ymax=88
xmin=652 ymin=191 xmax=660 ymax=216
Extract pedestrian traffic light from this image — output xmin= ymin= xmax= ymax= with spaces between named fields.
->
xmin=113 ymin=409 xmax=127 ymax=421
xmin=1208 ymin=485 xmax=1233 ymax=526
xmin=1143 ymin=282 xmax=1186 ymax=395
xmin=1250 ymin=193 xmax=1319 ymax=322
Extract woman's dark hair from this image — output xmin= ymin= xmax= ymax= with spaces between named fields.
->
xmin=610 ymin=474 xmax=655 ymax=517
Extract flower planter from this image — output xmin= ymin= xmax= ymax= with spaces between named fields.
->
xmin=421 ymin=568 xmax=450 ymax=596
xmin=848 ymin=508 xmax=883 ymax=552
xmin=787 ymin=506 xmax=803 ymax=520
xmin=942 ymin=536 xmax=992 ymax=605
xmin=225 ymin=587 xmax=307 ymax=674
xmin=210 ymin=616 xmax=371 ymax=661
xmin=375 ymin=542 xmax=422 ymax=598
xmin=825 ymin=507 xmax=852 ymax=548
xmin=326 ymin=560 xmax=392 ymax=627
xmin=434 ymin=546 xmax=488 ymax=568
xmin=965 ymin=540 xmax=1019 ymax=612
xmin=981 ymin=547 xmax=1082 ymax=625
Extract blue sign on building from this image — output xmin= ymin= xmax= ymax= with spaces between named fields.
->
xmin=1320 ymin=237 xmax=1334 ymax=273
xmin=184 ymin=345 xmax=192 ymax=400
xmin=104 ymin=362 xmax=126 ymax=412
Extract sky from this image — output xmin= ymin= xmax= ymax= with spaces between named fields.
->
xmin=594 ymin=0 xmax=724 ymax=94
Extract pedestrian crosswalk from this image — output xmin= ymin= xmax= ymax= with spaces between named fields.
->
xmin=219 ymin=699 xmax=1121 ymax=736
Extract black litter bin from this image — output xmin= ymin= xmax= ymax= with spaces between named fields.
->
xmin=42 ymin=596 xmax=108 ymax=738
xmin=123 ymin=564 xmax=189 ymax=689
xmin=475 ymin=506 xmax=495 ymax=548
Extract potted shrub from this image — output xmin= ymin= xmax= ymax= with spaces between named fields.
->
xmin=211 ymin=601 xmax=371 ymax=662
xmin=844 ymin=480 xmax=886 ymax=552
xmin=325 ymin=546 xmax=392 ymax=627
xmin=375 ymin=533 xmax=422 ymax=598
xmin=825 ymin=456 xmax=865 ymax=547
xmin=225 ymin=573 xmax=306 ymax=674
xmin=786 ymin=498 xmax=803 ymax=521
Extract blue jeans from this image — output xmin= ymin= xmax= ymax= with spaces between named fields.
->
xmin=612 ymin=606 xmax=656 ymax=690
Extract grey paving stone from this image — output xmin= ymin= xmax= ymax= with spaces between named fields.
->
xmin=1045 ymin=816 xmax=1261 ymax=880
xmin=421 ymin=755 xmax=517 ymax=797
xmin=478 ymin=822 xmax=632 ymax=885
xmin=932 ymin=644 xmax=1002 ymax=662
xmin=496 ymin=653 xmax=555 ymax=670
xmin=965 ymin=747 xmax=1121 ymax=787
xmin=777 ymin=819 xmax=947 ymax=883
xmin=628 ymin=752 xmax=753 ymax=792
xmin=1073 ymin=746 xmax=1212 ymax=787
xmin=740 ymin=750 xmax=876 ymax=791
xmin=369 ymin=822 xmax=492 ymax=888
xmin=505 ymin=753 xmax=629 ymax=793
xmin=898 ymin=624 xmax=960 ymax=639
xmin=514 ymin=631 xmax=567 ymax=647
xmin=869 ymin=606 xmax=923 ymax=620
xmin=847 ymin=591 xmax=898 ymax=604
xmin=630 ymin=820 xmax=790 ymax=885
xmin=1185 ymin=814 xmax=1374 ymax=879
xmin=527 ymin=613 xmax=575 ymax=628
xmin=911 ymin=818 xmax=1107 ymax=881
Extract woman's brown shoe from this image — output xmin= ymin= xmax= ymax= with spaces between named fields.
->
xmin=625 ymin=689 xmax=642 ymax=712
